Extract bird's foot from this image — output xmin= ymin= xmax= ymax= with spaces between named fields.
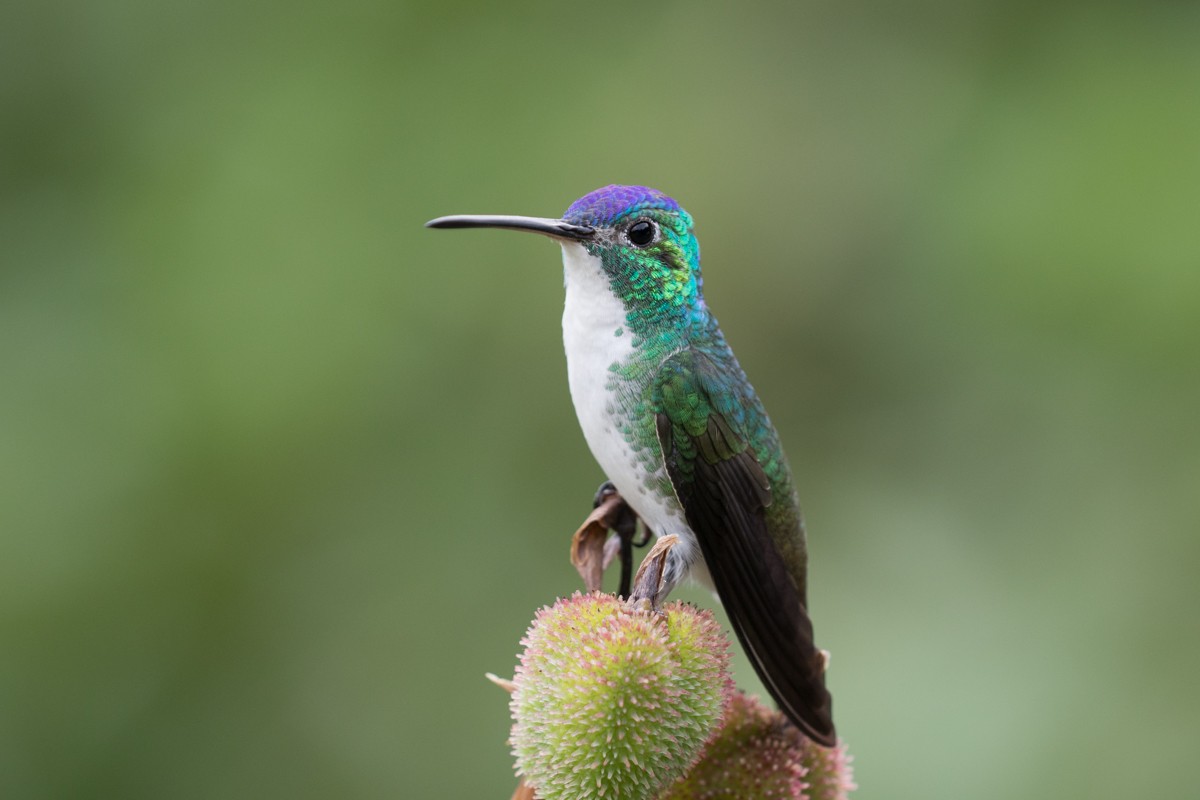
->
xmin=591 ymin=479 xmax=619 ymax=509
xmin=570 ymin=481 xmax=651 ymax=597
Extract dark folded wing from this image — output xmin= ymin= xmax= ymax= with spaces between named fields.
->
xmin=653 ymin=351 xmax=835 ymax=746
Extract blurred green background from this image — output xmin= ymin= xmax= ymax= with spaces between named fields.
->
xmin=3 ymin=1 xmax=1198 ymax=797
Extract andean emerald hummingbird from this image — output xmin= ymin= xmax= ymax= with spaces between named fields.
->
xmin=426 ymin=185 xmax=836 ymax=746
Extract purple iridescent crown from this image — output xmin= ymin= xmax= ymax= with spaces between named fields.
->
xmin=563 ymin=185 xmax=683 ymax=228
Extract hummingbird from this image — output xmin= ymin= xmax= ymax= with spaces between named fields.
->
xmin=426 ymin=185 xmax=836 ymax=746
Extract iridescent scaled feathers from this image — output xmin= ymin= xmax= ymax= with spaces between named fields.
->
xmin=557 ymin=185 xmax=833 ymax=744
xmin=568 ymin=186 xmax=704 ymax=337
xmin=564 ymin=185 xmax=685 ymax=229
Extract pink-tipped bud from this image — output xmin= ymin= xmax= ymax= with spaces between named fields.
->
xmin=510 ymin=592 xmax=732 ymax=800
xmin=662 ymin=692 xmax=856 ymax=800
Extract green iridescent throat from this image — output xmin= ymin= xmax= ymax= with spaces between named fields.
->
xmin=588 ymin=207 xmax=702 ymax=340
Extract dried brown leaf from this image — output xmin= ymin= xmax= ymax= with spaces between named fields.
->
xmin=568 ymin=494 xmax=623 ymax=592
xmin=629 ymin=534 xmax=680 ymax=608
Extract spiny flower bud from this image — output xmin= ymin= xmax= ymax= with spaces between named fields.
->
xmin=510 ymin=592 xmax=732 ymax=800
xmin=798 ymin=726 xmax=856 ymax=800
xmin=662 ymin=692 xmax=855 ymax=800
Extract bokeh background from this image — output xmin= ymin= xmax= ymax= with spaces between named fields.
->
xmin=3 ymin=1 xmax=1198 ymax=798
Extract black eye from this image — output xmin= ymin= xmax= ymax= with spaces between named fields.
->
xmin=627 ymin=219 xmax=656 ymax=247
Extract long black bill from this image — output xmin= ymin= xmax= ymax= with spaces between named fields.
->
xmin=425 ymin=214 xmax=594 ymax=242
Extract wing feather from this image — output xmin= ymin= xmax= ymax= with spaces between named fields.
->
xmin=654 ymin=350 xmax=835 ymax=746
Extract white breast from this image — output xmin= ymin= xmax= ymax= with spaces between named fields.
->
xmin=559 ymin=243 xmax=693 ymax=558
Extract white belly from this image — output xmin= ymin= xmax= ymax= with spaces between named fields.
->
xmin=559 ymin=243 xmax=702 ymax=578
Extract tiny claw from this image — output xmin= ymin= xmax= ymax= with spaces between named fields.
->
xmin=633 ymin=523 xmax=654 ymax=548
xmin=592 ymin=480 xmax=618 ymax=509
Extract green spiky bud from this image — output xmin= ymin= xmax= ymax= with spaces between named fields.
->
xmin=662 ymin=692 xmax=855 ymax=800
xmin=510 ymin=592 xmax=732 ymax=800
